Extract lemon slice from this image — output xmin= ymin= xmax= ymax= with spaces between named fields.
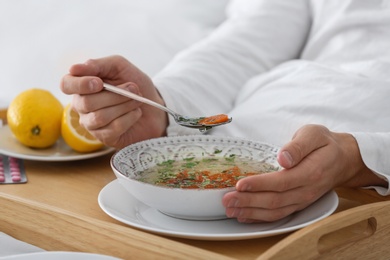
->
xmin=61 ymin=104 xmax=104 ymax=153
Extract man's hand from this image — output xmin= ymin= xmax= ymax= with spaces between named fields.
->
xmin=222 ymin=124 xmax=381 ymax=222
xmin=60 ymin=55 xmax=168 ymax=149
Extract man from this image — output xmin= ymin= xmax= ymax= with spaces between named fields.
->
xmin=61 ymin=0 xmax=390 ymax=222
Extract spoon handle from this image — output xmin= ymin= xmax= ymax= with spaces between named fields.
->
xmin=103 ymin=83 xmax=175 ymax=116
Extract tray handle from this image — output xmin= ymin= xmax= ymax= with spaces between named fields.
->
xmin=258 ymin=200 xmax=390 ymax=260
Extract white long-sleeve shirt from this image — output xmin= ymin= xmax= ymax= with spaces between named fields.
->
xmin=153 ymin=0 xmax=390 ymax=195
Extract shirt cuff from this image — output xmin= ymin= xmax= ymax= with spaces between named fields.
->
xmin=351 ymin=132 xmax=390 ymax=196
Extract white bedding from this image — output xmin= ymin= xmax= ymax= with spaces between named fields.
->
xmin=0 ymin=0 xmax=229 ymax=105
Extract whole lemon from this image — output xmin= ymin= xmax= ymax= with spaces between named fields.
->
xmin=7 ymin=88 xmax=63 ymax=148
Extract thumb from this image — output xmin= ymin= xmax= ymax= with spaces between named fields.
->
xmin=277 ymin=125 xmax=330 ymax=169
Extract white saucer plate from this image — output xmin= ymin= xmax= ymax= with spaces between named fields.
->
xmin=98 ymin=180 xmax=339 ymax=241
xmin=0 ymin=126 xmax=115 ymax=161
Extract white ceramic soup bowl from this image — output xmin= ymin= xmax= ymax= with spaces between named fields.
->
xmin=110 ymin=135 xmax=280 ymax=220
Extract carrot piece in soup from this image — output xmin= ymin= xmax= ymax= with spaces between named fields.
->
xmin=198 ymin=114 xmax=229 ymax=125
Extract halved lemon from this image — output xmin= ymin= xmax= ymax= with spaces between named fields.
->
xmin=61 ymin=104 xmax=104 ymax=153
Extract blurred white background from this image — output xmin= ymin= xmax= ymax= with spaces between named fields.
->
xmin=0 ymin=0 xmax=229 ymax=106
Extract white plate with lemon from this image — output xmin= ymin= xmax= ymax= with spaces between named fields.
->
xmin=0 ymin=126 xmax=114 ymax=161
xmin=1 ymin=89 xmax=115 ymax=161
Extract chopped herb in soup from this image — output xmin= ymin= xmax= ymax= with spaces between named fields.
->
xmin=138 ymin=155 xmax=278 ymax=189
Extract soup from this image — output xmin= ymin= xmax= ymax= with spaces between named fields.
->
xmin=138 ymin=155 xmax=279 ymax=189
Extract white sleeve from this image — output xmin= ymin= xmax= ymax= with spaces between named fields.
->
xmin=352 ymin=132 xmax=390 ymax=195
xmin=153 ymin=0 xmax=311 ymax=136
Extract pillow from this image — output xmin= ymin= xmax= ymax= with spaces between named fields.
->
xmin=0 ymin=0 xmax=229 ymax=105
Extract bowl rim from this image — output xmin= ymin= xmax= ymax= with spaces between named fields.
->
xmin=110 ymin=135 xmax=280 ymax=191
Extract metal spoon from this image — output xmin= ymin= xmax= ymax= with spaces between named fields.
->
xmin=103 ymin=83 xmax=232 ymax=132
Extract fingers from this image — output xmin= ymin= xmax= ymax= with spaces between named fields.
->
xmin=277 ymin=125 xmax=330 ymax=169
xmin=74 ymin=83 xmax=142 ymax=130
xmin=61 ymin=60 xmax=104 ymax=94
xmin=225 ymin=202 xmax=300 ymax=223
xmin=223 ymin=187 xmax=315 ymax=222
xmin=68 ymin=61 xmax=99 ymax=77
xmin=60 ymin=62 xmax=103 ymax=95
xmin=222 ymin=172 xmax=316 ymax=222
xmin=222 ymin=125 xmax=336 ymax=222
xmin=84 ymin=108 xmax=143 ymax=148
xmin=60 ymin=55 xmax=129 ymax=95
xmin=224 ymin=188 xmax=297 ymax=211
xmin=235 ymin=168 xmax=308 ymax=193
xmin=69 ymin=55 xmax=129 ymax=78
xmin=78 ymin=96 xmax=140 ymax=130
xmin=66 ymin=81 xmax=144 ymax=148
xmin=223 ymin=181 xmax=327 ymax=222
xmin=220 ymin=125 xmax=369 ymax=223
xmin=61 ymin=75 xmax=103 ymax=95
xmin=73 ymin=83 xmax=140 ymax=113
xmin=59 ymin=55 xmax=167 ymax=149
